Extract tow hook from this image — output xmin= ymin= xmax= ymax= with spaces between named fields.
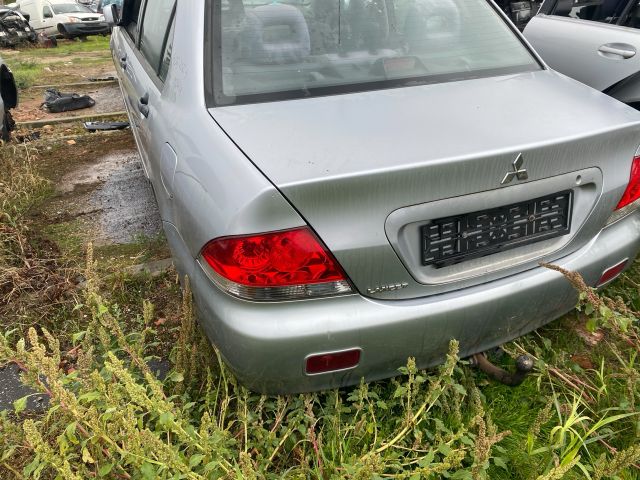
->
xmin=471 ymin=352 xmax=534 ymax=386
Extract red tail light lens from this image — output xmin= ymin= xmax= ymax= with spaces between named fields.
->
xmin=616 ymin=156 xmax=640 ymax=210
xmin=200 ymin=227 xmax=352 ymax=300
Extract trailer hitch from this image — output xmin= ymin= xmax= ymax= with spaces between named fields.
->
xmin=471 ymin=352 xmax=534 ymax=386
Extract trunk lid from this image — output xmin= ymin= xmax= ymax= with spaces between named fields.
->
xmin=209 ymin=70 xmax=640 ymax=300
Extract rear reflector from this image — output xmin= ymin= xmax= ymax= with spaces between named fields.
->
xmin=200 ymin=227 xmax=352 ymax=301
xmin=306 ymin=349 xmax=361 ymax=375
xmin=597 ymin=259 xmax=628 ymax=287
xmin=615 ymin=156 xmax=640 ymax=210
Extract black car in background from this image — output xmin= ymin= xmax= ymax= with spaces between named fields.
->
xmin=0 ymin=8 xmax=37 ymax=47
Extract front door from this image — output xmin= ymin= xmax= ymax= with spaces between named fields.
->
xmin=41 ymin=4 xmax=56 ymax=35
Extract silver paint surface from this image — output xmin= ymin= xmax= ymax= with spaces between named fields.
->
xmin=525 ymin=14 xmax=640 ymax=104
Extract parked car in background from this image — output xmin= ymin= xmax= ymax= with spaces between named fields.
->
xmin=93 ymin=0 xmax=122 ymax=14
xmin=16 ymin=0 xmax=108 ymax=39
xmin=106 ymin=0 xmax=640 ymax=394
xmin=0 ymin=58 xmax=17 ymax=141
xmin=0 ymin=7 xmax=37 ymax=47
xmin=525 ymin=0 xmax=640 ymax=106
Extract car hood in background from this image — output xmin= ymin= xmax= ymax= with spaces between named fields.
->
xmin=65 ymin=12 xmax=102 ymax=20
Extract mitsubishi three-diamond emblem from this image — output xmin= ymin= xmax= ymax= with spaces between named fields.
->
xmin=501 ymin=153 xmax=529 ymax=185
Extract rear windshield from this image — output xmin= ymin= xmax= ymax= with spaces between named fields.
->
xmin=206 ymin=0 xmax=540 ymax=106
xmin=52 ymin=4 xmax=92 ymax=14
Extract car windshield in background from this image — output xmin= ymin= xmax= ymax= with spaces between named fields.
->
xmin=52 ymin=4 xmax=92 ymax=14
xmin=208 ymin=0 xmax=540 ymax=105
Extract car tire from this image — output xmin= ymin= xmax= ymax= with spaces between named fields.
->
xmin=57 ymin=24 xmax=73 ymax=40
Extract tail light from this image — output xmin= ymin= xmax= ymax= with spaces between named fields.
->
xmin=199 ymin=227 xmax=352 ymax=301
xmin=607 ymin=155 xmax=640 ymax=225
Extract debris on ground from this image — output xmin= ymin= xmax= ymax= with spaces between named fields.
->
xmin=42 ymin=89 xmax=96 ymax=113
xmin=84 ymin=120 xmax=130 ymax=132
xmin=88 ymin=75 xmax=116 ymax=82
xmin=574 ymin=319 xmax=605 ymax=347
xmin=15 ymin=131 xmax=41 ymax=143
xmin=0 ymin=9 xmax=37 ymax=48
xmin=36 ymin=32 xmax=58 ymax=48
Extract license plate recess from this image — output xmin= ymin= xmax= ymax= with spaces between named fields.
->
xmin=421 ymin=191 xmax=572 ymax=268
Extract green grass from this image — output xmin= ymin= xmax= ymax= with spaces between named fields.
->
xmin=4 ymin=36 xmax=112 ymax=88
xmin=8 ymin=59 xmax=40 ymax=90
xmin=16 ymin=35 xmax=111 ymax=57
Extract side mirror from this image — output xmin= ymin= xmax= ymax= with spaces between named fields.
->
xmin=43 ymin=11 xmax=53 ymax=19
xmin=103 ymin=3 xmax=120 ymax=26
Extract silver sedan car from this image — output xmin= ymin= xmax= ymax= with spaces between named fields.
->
xmin=105 ymin=0 xmax=640 ymax=393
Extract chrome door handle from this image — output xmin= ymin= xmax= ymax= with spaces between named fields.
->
xmin=598 ymin=44 xmax=636 ymax=59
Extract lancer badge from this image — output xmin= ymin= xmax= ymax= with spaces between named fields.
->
xmin=501 ymin=153 xmax=529 ymax=185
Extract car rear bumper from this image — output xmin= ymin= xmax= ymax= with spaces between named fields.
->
xmin=168 ymin=210 xmax=640 ymax=394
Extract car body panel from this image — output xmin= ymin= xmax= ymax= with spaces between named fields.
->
xmin=180 ymin=209 xmax=640 ymax=393
xmin=524 ymin=13 xmax=640 ymax=103
xmin=109 ymin=1 xmax=307 ymax=263
xmin=525 ymin=15 xmax=640 ymax=91
xmin=210 ymin=70 xmax=640 ymax=299
xmin=108 ymin=0 xmax=640 ymax=392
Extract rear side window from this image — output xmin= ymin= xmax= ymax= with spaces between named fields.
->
xmin=549 ymin=0 xmax=630 ymax=22
xmin=139 ymin=0 xmax=176 ymax=72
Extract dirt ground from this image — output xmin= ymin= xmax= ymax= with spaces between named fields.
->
xmin=3 ymin=39 xmax=161 ymax=248
xmin=14 ymin=82 xmax=124 ymax=122
xmin=2 ymin=42 xmax=169 ymax=281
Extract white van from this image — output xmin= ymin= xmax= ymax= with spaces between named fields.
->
xmin=16 ymin=0 xmax=108 ymax=38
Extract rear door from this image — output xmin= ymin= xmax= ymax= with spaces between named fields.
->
xmin=111 ymin=0 xmax=150 ymax=172
xmin=131 ymin=0 xmax=176 ymax=161
xmin=112 ymin=0 xmax=177 ymax=216
xmin=525 ymin=0 xmax=640 ymax=91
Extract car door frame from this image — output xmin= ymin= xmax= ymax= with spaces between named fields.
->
xmin=114 ymin=0 xmax=177 ymax=203
xmin=113 ymin=0 xmax=154 ymax=177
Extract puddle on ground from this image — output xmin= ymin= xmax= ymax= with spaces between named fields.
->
xmin=55 ymin=149 xmax=162 ymax=245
